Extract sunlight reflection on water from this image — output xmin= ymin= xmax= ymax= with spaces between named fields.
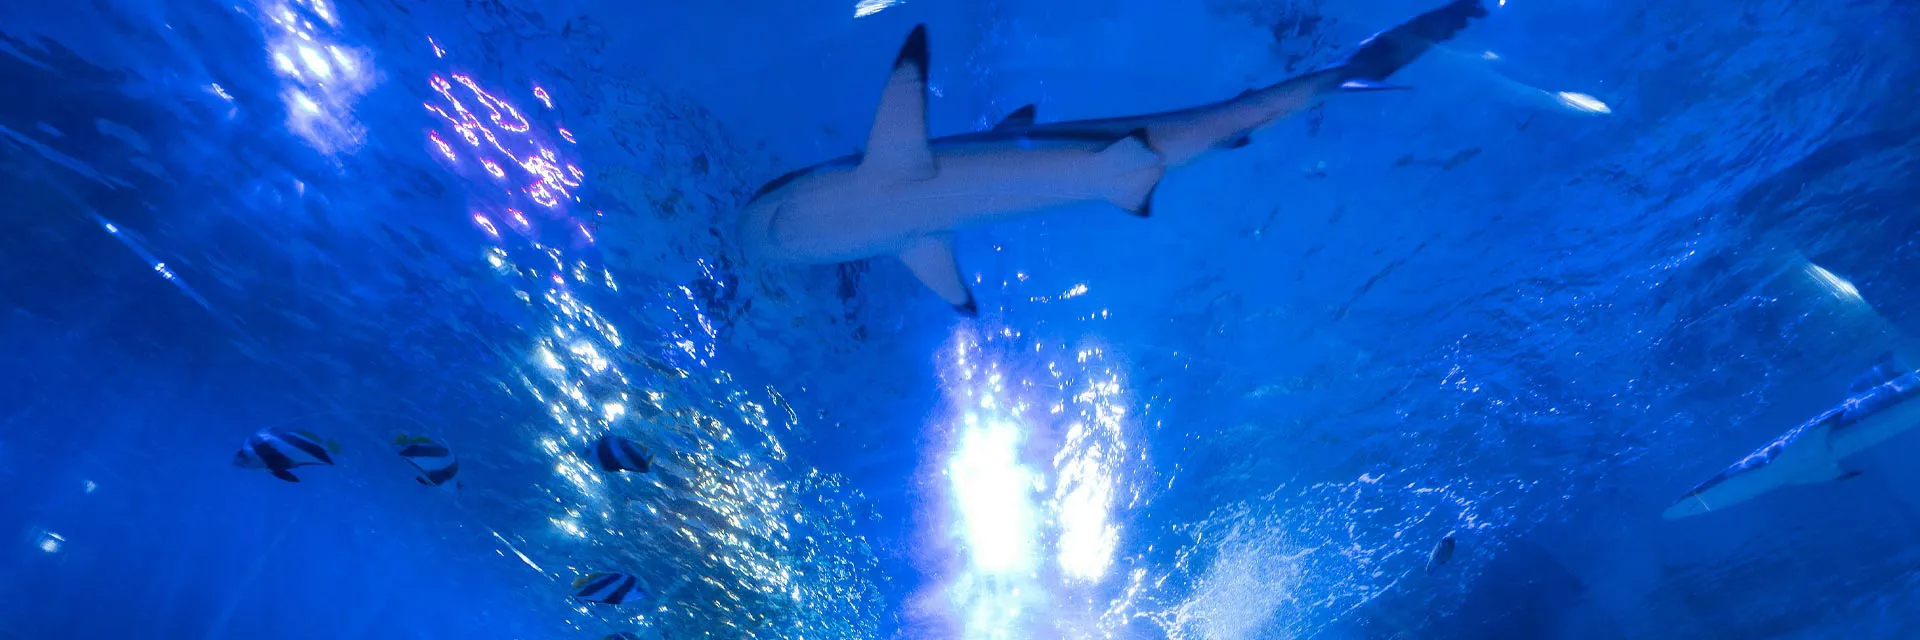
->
xmin=256 ymin=0 xmax=373 ymax=153
xmin=414 ymin=38 xmax=868 ymax=636
xmin=942 ymin=328 xmax=1047 ymax=638
xmin=936 ymin=323 xmax=1138 ymax=638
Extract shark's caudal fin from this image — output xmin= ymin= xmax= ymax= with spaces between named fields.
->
xmin=994 ymin=104 xmax=1037 ymax=130
xmin=1097 ymin=129 xmax=1164 ymax=217
xmin=861 ymin=25 xmax=936 ymax=181
xmin=1331 ymin=0 xmax=1488 ymax=91
xmin=899 ymin=235 xmax=978 ymax=316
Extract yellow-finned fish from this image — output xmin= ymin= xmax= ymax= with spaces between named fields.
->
xmin=393 ymin=433 xmax=461 ymax=488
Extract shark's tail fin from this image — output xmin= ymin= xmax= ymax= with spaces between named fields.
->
xmin=1330 ymin=0 xmax=1488 ymax=91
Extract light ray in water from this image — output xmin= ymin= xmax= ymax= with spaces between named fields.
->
xmin=36 ymin=530 xmax=63 ymax=554
xmin=854 ymin=0 xmax=905 ymax=18
xmin=1439 ymin=47 xmax=1610 ymax=116
xmin=934 ymin=327 xmax=1141 ymax=637
xmin=491 ymin=529 xmax=546 ymax=573
xmin=89 ymin=212 xmax=221 ymax=318
xmin=1807 ymin=262 xmax=1865 ymax=304
xmin=940 ymin=328 xmax=1046 ymax=638
xmin=1053 ymin=346 xmax=1128 ymax=584
xmin=1553 ymin=91 xmax=1611 ymax=114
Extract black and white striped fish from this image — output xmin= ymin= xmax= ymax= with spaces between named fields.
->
xmin=232 ymin=428 xmax=340 ymax=483
xmin=572 ymin=572 xmax=647 ymax=604
xmin=393 ymin=433 xmax=460 ymax=488
xmin=590 ymin=434 xmax=653 ymax=474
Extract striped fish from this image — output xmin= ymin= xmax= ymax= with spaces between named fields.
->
xmin=393 ymin=433 xmax=461 ymax=488
xmin=572 ymin=572 xmax=647 ymax=605
xmin=590 ymin=434 xmax=653 ymax=473
xmin=232 ymin=428 xmax=340 ymax=483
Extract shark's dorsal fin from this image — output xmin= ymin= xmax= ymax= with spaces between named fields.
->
xmin=899 ymin=234 xmax=976 ymax=316
xmin=861 ymin=25 xmax=936 ymax=181
xmin=993 ymin=104 xmax=1037 ymax=130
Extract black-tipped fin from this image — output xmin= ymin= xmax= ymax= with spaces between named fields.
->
xmin=899 ymin=235 xmax=975 ymax=312
xmin=1134 ymin=182 xmax=1158 ymax=218
xmin=993 ymin=104 xmax=1037 ymax=130
xmin=861 ymin=25 xmax=936 ymax=181
xmin=272 ymin=469 xmax=300 ymax=483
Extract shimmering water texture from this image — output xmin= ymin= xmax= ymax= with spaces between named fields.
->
xmin=402 ymin=36 xmax=883 ymax=638
xmin=6 ymin=0 xmax=1920 ymax=638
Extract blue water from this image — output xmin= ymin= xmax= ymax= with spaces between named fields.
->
xmin=5 ymin=0 xmax=1920 ymax=637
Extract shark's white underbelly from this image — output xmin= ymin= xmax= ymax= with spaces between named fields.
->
xmin=1830 ymin=395 xmax=1920 ymax=459
xmin=1663 ymin=393 xmax=1920 ymax=520
xmin=753 ymin=144 xmax=1156 ymax=263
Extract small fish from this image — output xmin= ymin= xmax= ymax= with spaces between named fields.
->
xmin=572 ymin=572 xmax=647 ymax=604
xmin=1426 ymin=532 xmax=1456 ymax=574
xmin=590 ymin=434 xmax=653 ymax=473
xmin=393 ymin=433 xmax=461 ymax=488
xmin=233 ymin=428 xmax=341 ymax=483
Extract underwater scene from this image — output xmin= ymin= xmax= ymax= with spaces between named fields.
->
xmin=4 ymin=0 xmax=1919 ymax=637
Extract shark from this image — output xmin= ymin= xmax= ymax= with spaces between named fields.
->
xmin=1662 ymin=358 xmax=1920 ymax=520
xmin=736 ymin=0 xmax=1490 ymax=314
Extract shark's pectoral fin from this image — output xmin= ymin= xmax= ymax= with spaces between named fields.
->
xmin=1097 ymin=129 xmax=1165 ymax=217
xmin=993 ymin=104 xmax=1037 ymax=130
xmin=861 ymin=25 xmax=937 ymax=181
xmin=899 ymin=235 xmax=976 ymax=315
